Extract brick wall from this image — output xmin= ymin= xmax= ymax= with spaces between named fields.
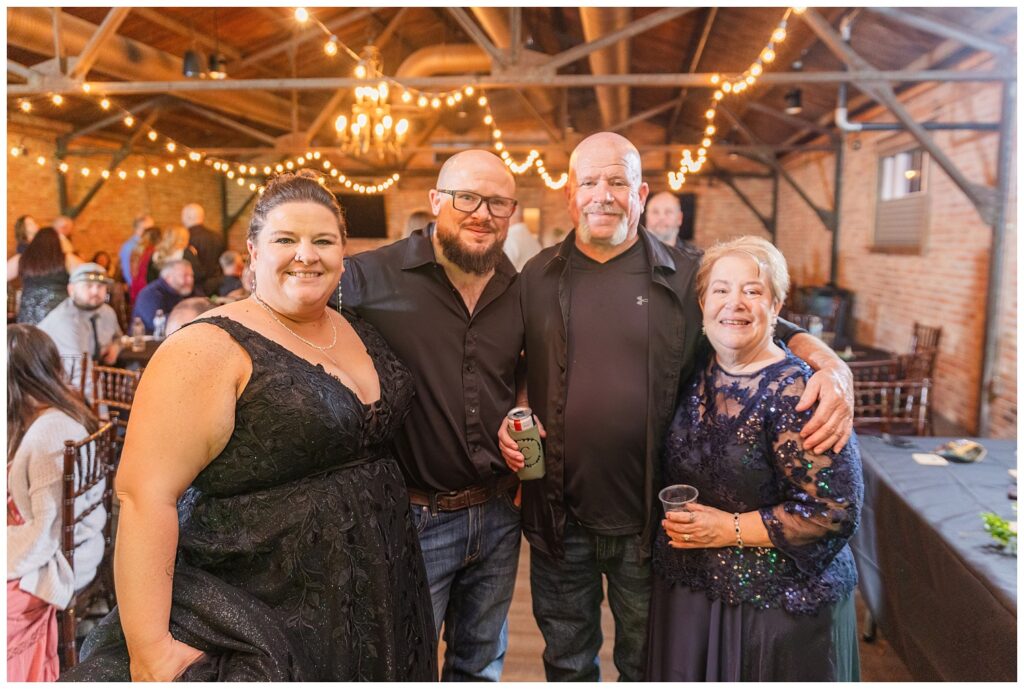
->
xmin=773 ymin=66 xmax=1016 ymax=437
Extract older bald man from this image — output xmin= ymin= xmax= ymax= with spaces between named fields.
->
xmin=338 ymin=150 xmax=524 ymax=681
xmin=500 ymin=132 xmax=855 ymax=681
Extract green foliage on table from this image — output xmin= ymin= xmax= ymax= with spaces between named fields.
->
xmin=981 ymin=508 xmax=1017 ymax=555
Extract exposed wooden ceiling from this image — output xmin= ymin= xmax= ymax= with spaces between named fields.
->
xmin=7 ymin=6 xmax=1017 ymax=179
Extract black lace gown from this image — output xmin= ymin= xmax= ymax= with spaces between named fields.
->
xmin=64 ymin=315 xmax=437 ymax=681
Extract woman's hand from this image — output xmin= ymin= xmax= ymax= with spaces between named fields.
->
xmin=661 ymin=503 xmax=735 ymax=549
xmin=497 ymin=414 xmax=546 ymax=472
xmin=129 ymin=634 xmax=205 ymax=681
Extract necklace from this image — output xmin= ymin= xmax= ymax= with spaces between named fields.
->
xmin=251 ymin=292 xmax=338 ymax=364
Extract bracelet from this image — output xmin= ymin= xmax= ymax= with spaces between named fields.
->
xmin=733 ymin=512 xmax=744 ymax=548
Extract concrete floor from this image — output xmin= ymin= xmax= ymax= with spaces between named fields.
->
xmin=440 ymin=541 xmax=915 ymax=681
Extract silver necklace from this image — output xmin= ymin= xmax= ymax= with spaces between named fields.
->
xmin=252 ymin=292 xmax=338 ymax=364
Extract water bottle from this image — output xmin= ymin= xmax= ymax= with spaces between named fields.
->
xmin=152 ymin=309 xmax=167 ymax=340
xmin=131 ymin=317 xmax=146 ymax=352
xmin=808 ymin=315 xmax=824 ymax=340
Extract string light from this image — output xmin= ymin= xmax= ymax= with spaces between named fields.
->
xmin=19 ymin=100 xmax=32 ymax=112
xmin=668 ymin=7 xmax=795 ymax=188
xmin=51 ymin=94 xmax=63 ymax=106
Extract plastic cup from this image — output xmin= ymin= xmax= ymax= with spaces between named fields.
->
xmin=658 ymin=484 xmax=698 ymax=513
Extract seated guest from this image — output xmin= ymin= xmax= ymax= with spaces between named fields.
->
xmin=202 ymin=250 xmax=245 ymax=297
xmin=165 ymin=296 xmax=216 ymax=336
xmin=38 ymin=263 xmax=123 ymax=366
xmin=131 ymin=259 xmax=194 ymax=333
xmin=648 ymin=235 xmax=863 ymax=681
xmin=7 ymin=324 xmax=107 ymax=681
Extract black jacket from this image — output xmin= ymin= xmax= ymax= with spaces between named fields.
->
xmin=187 ymin=223 xmax=226 ymax=287
xmin=518 ymin=228 xmax=703 ymax=560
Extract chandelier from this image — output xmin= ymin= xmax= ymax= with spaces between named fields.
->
xmin=334 ymin=46 xmax=409 ymax=160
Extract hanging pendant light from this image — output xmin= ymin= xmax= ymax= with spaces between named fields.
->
xmin=183 ymin=49 xmax=202 ymax=78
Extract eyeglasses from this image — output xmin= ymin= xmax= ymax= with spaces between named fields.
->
xmin=437 ymin=189 xmax=518 ymax=219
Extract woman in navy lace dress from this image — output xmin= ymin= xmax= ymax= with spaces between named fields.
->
xmin=647 ymin=236 xmax=862 ymax=681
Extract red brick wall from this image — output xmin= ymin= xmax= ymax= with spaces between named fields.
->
xmin=775 ymin=66 xmax=1016 ymax=437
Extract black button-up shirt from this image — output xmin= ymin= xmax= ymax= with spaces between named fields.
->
xmin=340 ymin=226 xmax=524 ymax=492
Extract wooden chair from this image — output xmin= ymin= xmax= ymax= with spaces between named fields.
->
xmin=57 ymin=419 xmax=118 ymax=669
xmin=849 ymin=358 xmax=901 ymax=384
xmin=91 ymin=365 xmax=140 ymax=424
xmin=910 ymin=322 xmax=942 ymax=353
xmin=60 ymin=353 xmax=91 ymax=394
xmin=853 ymin=379 xmax=932 ymax=437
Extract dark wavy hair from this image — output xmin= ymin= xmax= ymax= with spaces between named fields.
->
xmin=14 ymin=215 xmax=35 ymax=245
xmin=7 ymin=325 xmax=99 ymax=461
xmin=19 ymin=227 xmax=66 ymax=278
xmin=248 ymin=169 xmax=346 ymax=243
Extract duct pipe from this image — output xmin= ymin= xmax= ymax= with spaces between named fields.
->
xmin=579 ymin=7 xmax=631 ymax=129
xmin=7 ymin=6 xmax=295 ymax=132
xmin=395 ymin=44 xmax=491 ymax=79
xmin=468 ymin=7 xmax=556 ymax=115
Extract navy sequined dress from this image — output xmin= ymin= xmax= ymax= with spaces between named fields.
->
xmin=63 ymin=315 xmax=437 ymax=682
xmin=647 ymin=347 xmax=863 ymax=681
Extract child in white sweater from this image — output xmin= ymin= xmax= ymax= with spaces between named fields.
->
xmin=7 ymin=324 xmax=106 ymax=681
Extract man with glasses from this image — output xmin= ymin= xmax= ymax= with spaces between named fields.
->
xmin=337 ymin=149 xmax=524 ymax=681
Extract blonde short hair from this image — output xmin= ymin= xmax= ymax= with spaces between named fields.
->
xmin=695 ymin=235 xmax=790 ymax=306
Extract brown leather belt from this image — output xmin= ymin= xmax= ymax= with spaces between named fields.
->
xmin=408 ymin=473 xmax=519 ymax=513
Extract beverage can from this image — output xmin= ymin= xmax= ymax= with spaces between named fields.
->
xmin=507 ymin=407 xmax=545 ymax=481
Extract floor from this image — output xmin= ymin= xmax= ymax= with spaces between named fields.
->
xmin=440 ymin=541 xmax=915 ymax=681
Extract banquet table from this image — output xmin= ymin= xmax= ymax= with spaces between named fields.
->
xmin=115 ymin=336 xmax=161 ymax=369
xmin=851 ymin=435 xmax=1017 ymax=681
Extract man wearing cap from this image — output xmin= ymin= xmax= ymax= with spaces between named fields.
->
xmin=38 ymin=262 xmax=123 ymax=365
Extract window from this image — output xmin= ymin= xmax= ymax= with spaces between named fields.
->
xmin=874 ymin=147 xmax=929 ymax=250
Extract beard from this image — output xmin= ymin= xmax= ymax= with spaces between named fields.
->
xmin=72 ymin=297 xmax=104 ymax=312
xmin=577 ymin=204 xmax=630 ymax=247
xmin=436 ymin=221 xmax=507 ymax=275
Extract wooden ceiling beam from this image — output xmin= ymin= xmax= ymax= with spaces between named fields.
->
xmin=68 ymin=7 xmax=132 ymax=81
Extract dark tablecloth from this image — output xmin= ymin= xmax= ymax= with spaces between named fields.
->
xmin=851 ymin=435 xmax=1017 ymax=681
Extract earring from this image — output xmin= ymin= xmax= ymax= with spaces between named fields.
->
xmin=336 ymin=278 xmax=343 ymax=312
xmin=701 ymin=324 xmax=706 ymax=336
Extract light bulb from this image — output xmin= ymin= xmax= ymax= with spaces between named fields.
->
xmin=705 ymin=125 xmax=716 ymax=135
xmin=478 ymin=96 xmax=487 ymax=106
xmin=762 ymin=48 xmax=776 ymax=63
xmin=354 ymin=64 xmax=367 ymax=79
xmin=705 ymin=108 xmax=716 ymax=119
xmin=431 ymin=97 xmax=441 ymax=109
xmin=147 ymin=130 xmax=158 ymax=141
xmin=166 ymin=142 xmax=176 ymax=152
xmin=297 ymin=156 xmax=305 ymax=165
xmin=446 ymin=96 xmax=455 ymax=107
xmin=150 ymin=166 xmax=159 ymax=176
xmin=82 ymin=82 xmax=91 ymax=93
xmin=335 ymin=115 xmax=347 ymax=132
xmin=330 ymin=168 xmax=338 ymax=177
xmin=356 ymin=113 xmax=368 ymax=127
xmin=118 ymin=170 xmax=127 ymax=180
xmin=59 ymin=162 xmax=70 ymax=173
xmin=51 ymin=94 xmax=64 ymax=106
xmin=374 ymin=123 xmax=384 ymax=137
xmin=402 ymin=91 xmax=412 ymax=103
xmin=19 ymin=100 xmax=31 ymax=112
xmin=773 ymin=27 xmax=787 ymax=42
xmin=294 ymin=7 xmax=309 ymax=23
xmin=100 ymin=98 xmax=111 ymax=110
xmin=714 ymin=90 xmax=724 ymax=101
xmin=484 ymin=115 xmax=493 ymax=125
xmin=750 ymin=63 xmax=763 ymax=76
xmin=702 ymin=137 xmax=712 ymax=147
xmin=165 ymin=163 xmax=174 ymax=172
xmin=101 ymin=169 xmax=110 ymax=179
xmin=464 ymin=86 xmax=474 ymax=96
xmin=722 ymin=82 xmax=732 ymax=93
xmin=492 ymin=129 xmax=502 ymax=138
xmin=396 ymin=119 xmax=409 ymax=136
xmin=36 ymin=155 xmax=46 ymax=165
xmin=324 ymin=37 xmax=338 ymax=56
xmin=179 ymin=159 xmax=187 ymax=167
xmin=137 ymin=169 xmax=145 ymax=178
xmin=418 ymin=95 xmax=428 ymax=108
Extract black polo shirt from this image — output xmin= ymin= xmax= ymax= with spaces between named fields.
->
xmin=340 ymin=226 xmax=524 ymax=493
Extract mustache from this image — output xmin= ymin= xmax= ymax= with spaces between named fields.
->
xmin=583 ymin=203 xmax=623 ymax=215
xmin=461 ymin=220 xmax=496 ymax=232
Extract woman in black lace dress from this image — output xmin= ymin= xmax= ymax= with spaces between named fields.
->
xmin=64 ymin=171 xmax=436 ymax=681
xmin=647 ymin=236 xmax=862 ymax=681
xmin=10 ymin=227 xmax=83 ymax=325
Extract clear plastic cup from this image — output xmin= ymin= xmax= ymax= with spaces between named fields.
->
xmin=658 ymin=484 xmax=699 ymax=513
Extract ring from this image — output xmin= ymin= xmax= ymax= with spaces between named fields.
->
xmin=683 ymin=534 xmax=691 ymax=542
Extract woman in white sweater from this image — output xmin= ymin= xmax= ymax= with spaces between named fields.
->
xmin=7 ymin=324 xmax=106 ymax=681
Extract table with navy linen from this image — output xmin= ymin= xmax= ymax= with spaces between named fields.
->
xmin=851 ymin=435 xmax=1017 ymax=681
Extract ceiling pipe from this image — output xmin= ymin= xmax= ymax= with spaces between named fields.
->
xmin=7 ymin=6 xmax=296 ymax=132
xmin=469 ymin=7 xmax=556 ymax=115
xmin=395 ymin=44 xmax=491 ymax=79
xmin=579 ymin=7 xmax=631 ymax=129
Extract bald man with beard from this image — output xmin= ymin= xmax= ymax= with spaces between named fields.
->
xmin=337 ymin=150 xmax=525 ymax=681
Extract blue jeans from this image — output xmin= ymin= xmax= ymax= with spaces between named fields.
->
xmin=410 ymin=491 xmax=522 ymax=681
xmin=530 ymin=521 xmax=651 ymax=681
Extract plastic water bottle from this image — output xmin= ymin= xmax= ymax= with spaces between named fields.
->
xmin=808 ymin=315 xmax=824 ymax=340
xmin=131 ymin=317 xmax=146 ymax=352
xmin=152 ymin=309 xmax=167 ymax=340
